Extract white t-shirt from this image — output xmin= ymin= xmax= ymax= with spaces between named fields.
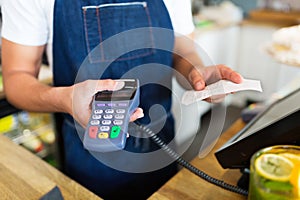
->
xmin=1 ymin=0 xmax=195 ymax=67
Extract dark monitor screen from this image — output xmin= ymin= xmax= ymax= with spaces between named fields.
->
xmin=215 ymin=87 xmax=300 ymax=169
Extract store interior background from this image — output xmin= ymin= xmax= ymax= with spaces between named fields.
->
xmin=0 ymin=0 xmax=300 ymax=170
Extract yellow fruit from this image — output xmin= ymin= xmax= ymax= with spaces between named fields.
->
xmin=281 ymin=153 xmax=300 ymax=198
xmin=255 ymin=153 xmax=294 ymax=182
xmin=281 ymin=153 xmax=300 ymax=162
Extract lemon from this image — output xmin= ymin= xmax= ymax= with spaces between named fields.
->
xmin=281 ymin=153 xmax=300 ymax=197
xmin=281 ymin=153 xmax=300 ymax=162
xmin=255 ymin=153 xmax=294 ymax=182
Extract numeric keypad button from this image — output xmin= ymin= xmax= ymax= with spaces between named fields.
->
xmin=113 ymin=120 xmax=123 ymax=126
xmin=92 ymin=114 xmax=101 ymax=119
xmin=90 ymin=120 xmax=100 ymax=125
xmin=102 ymin=120 xmax=112 ymax=125
xmin=116 ymin=109 xmax=126 ymax=114
xmin=105 ymin=109 xmax=114 ymax=114
xmin=100 ymin=126 xmax=110 ymax=132
xmin=103 ymin=114 xmax=113 ymax=119
xmin=115 ymin=114 xmax=124 ymax=119
xmin=94 ymin=109 xmax=103 ymax=114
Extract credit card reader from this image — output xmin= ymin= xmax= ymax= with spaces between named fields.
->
xmin=83 ymin=79 xmax=140 ymax=152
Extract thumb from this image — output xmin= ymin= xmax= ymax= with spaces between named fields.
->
xmin=189 ymin=68 xmax=206 ymax=91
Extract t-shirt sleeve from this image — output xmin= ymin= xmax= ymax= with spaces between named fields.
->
xmin=1 ymin=0 xmax=49 ymax=46
xmin=164 ymin=0 xmax=195 ymax=36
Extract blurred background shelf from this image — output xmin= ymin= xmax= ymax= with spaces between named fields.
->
xmin=249 ymin=9 xmax=300 ymax=26
xmin=0 ymin=63 xmax=59 ymax=168
xmin=0 ymin=111 xmax=59 ymax=168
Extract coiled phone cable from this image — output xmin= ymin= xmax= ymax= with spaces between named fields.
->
xmin=136 ymin=122 xmax=249 ymax=196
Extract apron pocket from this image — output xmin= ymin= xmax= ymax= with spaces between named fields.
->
xmin=82 ymin=2 xmax=155 ymax=63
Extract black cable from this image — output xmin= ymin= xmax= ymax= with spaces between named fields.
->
xmin=136 ymin=123 xmax=249 ymax=196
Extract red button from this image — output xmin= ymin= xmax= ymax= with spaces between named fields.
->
xmin=89 ymin=126 xmax=98 ymax=138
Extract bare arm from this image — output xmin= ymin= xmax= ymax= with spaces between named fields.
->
xmin=173 ymin=32 xmax=204 ymax=89
xmin=1 ymin=38 xmax=71 ymax=113
xmin=1 ymin=39 xmax=143 ymax=127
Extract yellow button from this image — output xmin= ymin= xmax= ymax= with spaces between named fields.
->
xmin=98 ymin=132 xmax=109 ymax=139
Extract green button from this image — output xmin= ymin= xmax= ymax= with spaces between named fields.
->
xmin=110 ymin=126 xmax=121 ymax=139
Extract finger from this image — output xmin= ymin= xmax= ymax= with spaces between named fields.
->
xmin=218 ymin=65 xmax=243 ymax=83
xmin=130 ymin=108 xmax=144 ymax=122
xmin=204 ymin=94 xmax=226 ymax=103
xmin=189 ymin=68 xmax=206 ymax=91
xmin=95 ymin=79 xmax=125 ymax=92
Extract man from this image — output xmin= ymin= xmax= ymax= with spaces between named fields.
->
xmin=1 ymin=0 xmax=242 ymax=199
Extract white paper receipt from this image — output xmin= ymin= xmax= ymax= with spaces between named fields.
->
xmin=182 ymin=78 xmax=263 ymax=105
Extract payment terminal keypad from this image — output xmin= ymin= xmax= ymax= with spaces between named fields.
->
xmin=88 ymin=102 xmax=128 ymax=141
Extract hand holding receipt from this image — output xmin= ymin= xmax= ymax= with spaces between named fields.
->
xmin=182 ymin=78 xmax=263 ymax=105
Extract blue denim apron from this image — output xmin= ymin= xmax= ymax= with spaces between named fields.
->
xmin=53 ymin=0 xmax=176 ymax=199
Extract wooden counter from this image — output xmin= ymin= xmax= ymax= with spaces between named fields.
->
xmin=248 ymin=9 xmax=300 ymax=27
xmin=149 ymin=119 xmax=247 ymax=200
xmin=0 ymin=134 xmax=101 ymax=200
